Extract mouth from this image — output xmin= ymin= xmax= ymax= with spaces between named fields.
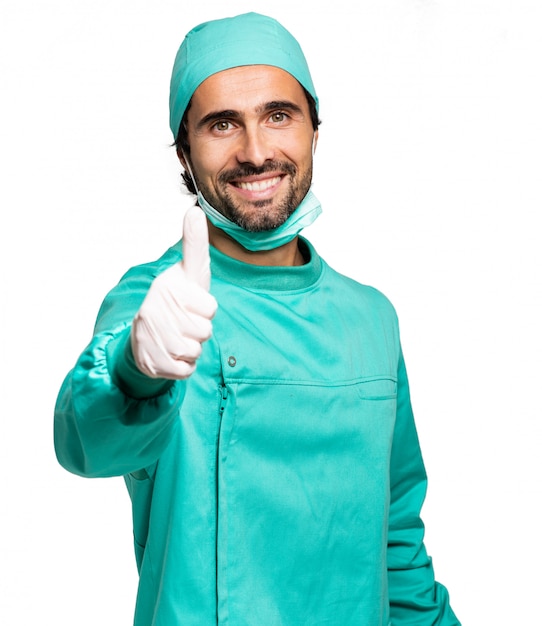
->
xmin=229 ymin=174 xmax=285 ymax=200
xmin=234 ymin=176 xmax=283 ymax=192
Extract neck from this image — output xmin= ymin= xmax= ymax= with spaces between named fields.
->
xmin=207 ymin=221 xmax=305 ymax=267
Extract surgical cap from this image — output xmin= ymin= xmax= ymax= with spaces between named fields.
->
xmin=169 ymin=12 xmax=318 ymax=138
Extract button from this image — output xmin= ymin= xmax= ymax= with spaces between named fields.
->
xmin=227 ymin=356 xmax=237 ymax=367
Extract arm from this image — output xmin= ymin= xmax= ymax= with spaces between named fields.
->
xmin=54 ymin=207 xmax=216 ymax=478
xmin=387 ymin=349 xmax=460 ymax=624
xmin=53 ymin=267 xmax=185 ymax=478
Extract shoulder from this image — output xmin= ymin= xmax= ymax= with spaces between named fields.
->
xmin=118 ymin=241 xmax=183 ymax=284
xmin=319 ymin=259 xmax=398 ymax=321
xmin=93 ymin=242 xmax=183 ymax=332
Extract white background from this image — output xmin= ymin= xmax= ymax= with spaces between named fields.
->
xmin=1 ymin=1 xmax=540 ymax=624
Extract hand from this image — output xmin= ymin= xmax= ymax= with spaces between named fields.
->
xmin=131 ymin=206 xmax=218 ymax=379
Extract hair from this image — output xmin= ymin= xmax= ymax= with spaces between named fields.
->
xmin=173 ymin=87 xmax=321 ymax=195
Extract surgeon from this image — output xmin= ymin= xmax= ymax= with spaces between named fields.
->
xmin=54 ymin=12 xmax=461 ymax=626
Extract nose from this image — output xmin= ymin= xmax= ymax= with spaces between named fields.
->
xmin=235 ymin=126 xmax=275 ymax=166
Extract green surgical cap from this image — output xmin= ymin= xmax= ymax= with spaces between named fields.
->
xmin=169 ymin=12 xmax=318 ymax=138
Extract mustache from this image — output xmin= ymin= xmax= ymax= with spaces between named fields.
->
xmin=218 ymin=161 xmax=296 ymax=184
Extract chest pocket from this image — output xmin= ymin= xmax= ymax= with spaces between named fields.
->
xmin=356 ymin=377 xmax=398 ymax=401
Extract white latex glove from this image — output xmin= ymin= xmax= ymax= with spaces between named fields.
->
xmin=131 ymin=206 xmax=218 ymax=379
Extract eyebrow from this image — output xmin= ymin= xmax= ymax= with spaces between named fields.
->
xmin=195 ymin=100 xmax=304 ymax=130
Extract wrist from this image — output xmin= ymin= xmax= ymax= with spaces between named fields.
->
xmin=106 ymin=326 xmax=175 ymax=399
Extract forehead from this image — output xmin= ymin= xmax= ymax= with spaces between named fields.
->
xmin=189 ymin=65 xmax=308 ymax=116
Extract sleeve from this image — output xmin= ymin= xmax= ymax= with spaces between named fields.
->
xmin=387 ymin=348 xmax=461 ymax=625
xmin=54 ymin=261 xmax=186 ymax=478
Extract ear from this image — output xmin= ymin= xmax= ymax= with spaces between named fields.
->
xmin=312 ymin=130 xmax=319 ymax=156
xmin=177 ymin=148 xmax=188 ymax=169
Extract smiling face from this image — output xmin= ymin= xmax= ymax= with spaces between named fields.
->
xmin=180 ymin=65 xmax=317 ymax=232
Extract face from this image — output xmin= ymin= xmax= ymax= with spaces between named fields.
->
xmin=181 ymin=65 xmax=317 ymax=232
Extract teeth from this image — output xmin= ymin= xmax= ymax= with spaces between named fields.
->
xmin=237 ymin=176 xmax=281 ymax=191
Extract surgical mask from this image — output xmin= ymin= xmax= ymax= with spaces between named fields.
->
xmin=196 ymin=188 xmax=322 ymax=252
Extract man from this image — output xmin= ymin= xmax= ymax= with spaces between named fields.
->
xmin=54 ymin=12 xmax=460 ymax=626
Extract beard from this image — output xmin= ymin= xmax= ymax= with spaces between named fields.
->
xmin=196 ymin=160 xmax=312 ymax=232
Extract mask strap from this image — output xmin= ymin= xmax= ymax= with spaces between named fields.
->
xmin=182 ymin=152 xmax=201 ymax=195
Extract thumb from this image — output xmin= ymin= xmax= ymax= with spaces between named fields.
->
xmin=182 ymin=206 xmax=211 ymax=290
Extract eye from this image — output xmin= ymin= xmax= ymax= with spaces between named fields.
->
xmin=212 ymin=120 xmax=232 ymax=132
xmin=269 ymin=111 xmax=288 ymax=123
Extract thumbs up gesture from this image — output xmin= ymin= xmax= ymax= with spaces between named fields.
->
xmin=131 ymin=207 xmax=218 ymax=380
